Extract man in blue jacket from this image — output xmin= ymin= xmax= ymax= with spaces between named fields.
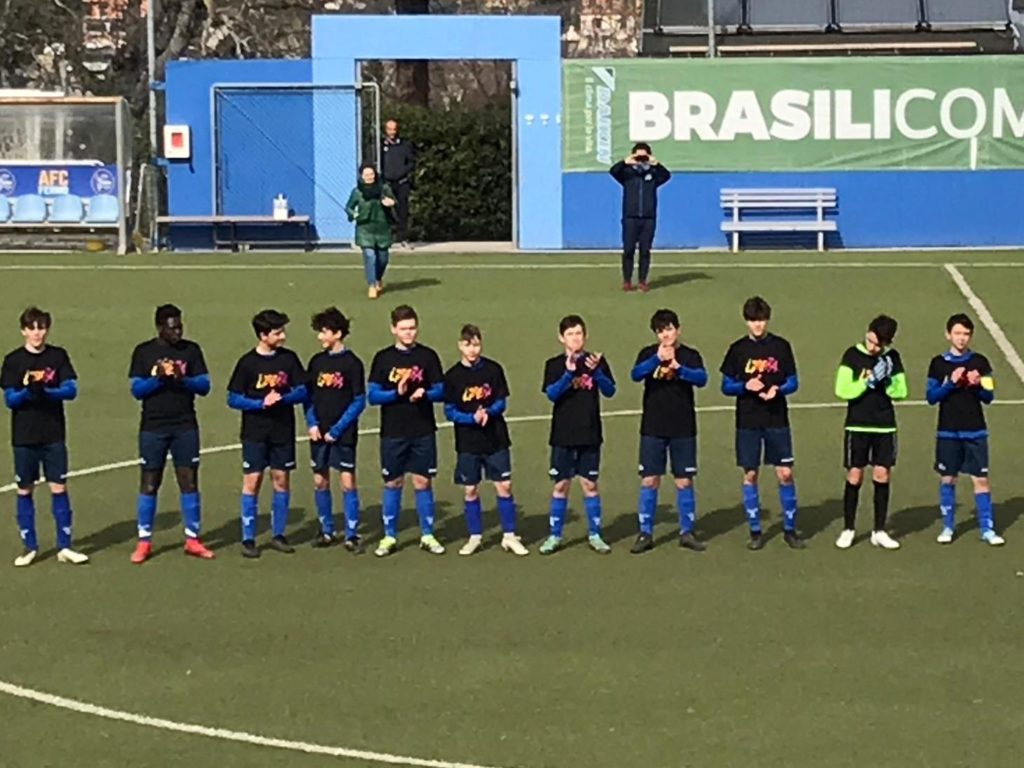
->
xmin=609 ymin=142 xmax=671 ymax=293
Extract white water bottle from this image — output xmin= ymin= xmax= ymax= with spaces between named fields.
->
xmin=273 ymin=193 xmax=289 ymax=221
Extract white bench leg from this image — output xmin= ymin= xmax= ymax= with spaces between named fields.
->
xmin=732 ymin=231 xmax=739 ymax=253
xmin=817 ymin=230 xmax=824 ymax=252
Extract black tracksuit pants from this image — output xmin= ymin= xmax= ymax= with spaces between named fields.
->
xmin=622 ymin=216 xmax=655 ymax=284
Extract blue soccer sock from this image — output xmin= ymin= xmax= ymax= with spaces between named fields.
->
xmin=136 ymin=494 xmax=157 ymax=540
xmin=240 ymin=492 xmax=258 ymax=542
xmin=742 ymin=483 xmax=762 ymax=534
xmin=638 ymin=486 xmax=658 ymax=535
xmin=549 ymin=496 xmax=568 ymax=538
xmin=15 ymin=495 xmax=38 ymax=552
xmin=975 ymin=491 xmax=994 ymax=533
xmin=584 ymin=495 xmax=603 ymax=536
xmin=343 ymin=490 xmax=360 ymax=539
xmin=180 ymin=491 xmax=201 ymax=539
xmin=677 ymin=486 xmax=696 ymax=534
xmin=382 ymin=486 xmax=402 ymax=538
xmin=940 ymin=482 xmax=956 ymax=530
xmin=779 ymin=482 xmax=798 ymax=532
xmin=271 ymin=490 xmax=290 ymax=537
xmin=314 ymin=489 xmax=335 ymax=536
xmin=415 ymin=488 xmax=436 ymax=536
xmin=497 ymin=495 xmax=516 ymax=534
xmin=464 ymin=497 xmax=483 ymax=536
xmin=51 ymin=492 xmax=72 ymax=550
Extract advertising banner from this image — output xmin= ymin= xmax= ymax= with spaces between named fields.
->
xmin=563 ymin=57 xmax=1024 ymax=172
xmin=0 ymin=164 xmax=118 ymax=197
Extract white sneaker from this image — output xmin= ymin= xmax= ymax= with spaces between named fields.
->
xmin=459 ymin=535 xmax=483 ymax=556
xmin=936 ymin=527 xmax=955 ymax=544
xmin=56 ymin=548 xmax=89 ymax=565
xmin=835 ymin=529 xmax=856 ymax=549
xmin=870 ymin=530 xmax=901 ymax=550
xmin=501 ymin=534 xmax=529 ymax=556
xmin=982 ymin=530 xmax=1006 ymax=546
xmin=13 ymin=550 xmax=37 ymax=567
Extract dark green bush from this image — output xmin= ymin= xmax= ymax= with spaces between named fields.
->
xmin=373 ymin=103 xmax=512 ymax=242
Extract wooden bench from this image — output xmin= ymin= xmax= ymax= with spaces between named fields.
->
xmin=157 ymin=214 xmax=313 ymax=252
xmin=720 ymin=188 xmax=837 ymax=252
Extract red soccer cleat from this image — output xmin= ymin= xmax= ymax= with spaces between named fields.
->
xmin=622 ymin=282 xmax=635 ymax=292
xmin=130 ymin=540 xmax=152 ymax=565
xmin=184 ymin=538 xmax=215 ymax=560
xmin=638 ymin=282 xmax=650 ymax=293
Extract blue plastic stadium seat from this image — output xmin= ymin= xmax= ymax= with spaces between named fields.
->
xmin=11 ymin=195 xmax=48 ymax=224
xmin=0 ymin=196 xmax=10 ymax=223
xmin=49 ymin=194 xmax=85 ymax=224
xmin=85 ymin=194 xmax=119 ymax=224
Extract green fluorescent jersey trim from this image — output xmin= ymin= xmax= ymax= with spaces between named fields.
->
xmin=886 ymin=371 xmax=909 ymax=401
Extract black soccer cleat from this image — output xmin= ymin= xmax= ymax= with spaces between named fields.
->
xmin=268 ymin=535 xmax=295 ymax=554
xmin=679 ymin=532 xmax=707 ymax=552
xmin=344 ymin=536 xmax=366 ymax=555
xmin=240 ymin=539 xmax=261 ymax=559
xmin=630 ymin=533 xmax=654 ymax=554
xmin=747 ymin=532 xmax=765 ymax=551
xmin=312 ymin=531 xmax=341 ymax=549
xmin=784 ymin=531 xmax=807 ymax=550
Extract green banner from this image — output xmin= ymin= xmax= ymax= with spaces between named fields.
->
xmin=563 ymin=57 xmax=1024 ymax=172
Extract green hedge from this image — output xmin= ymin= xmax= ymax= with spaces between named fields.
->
xmin=372 ymin=104 xmax=512 ymax=242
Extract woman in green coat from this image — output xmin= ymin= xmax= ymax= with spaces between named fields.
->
xmin=346 ymin=164 xmax=396 ymax=299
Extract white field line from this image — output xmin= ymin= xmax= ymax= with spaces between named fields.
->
xmin=944 ymin=264 xmax=1024 ymax=385
xmin=0 ymin=680 xmax=501 ymax=768
xmin=2 ymin=399 xmax=1024 ymax=763
xmin=0 ymin=261 xmax=1022 ymax=272
xmin=2 ymin=399 xmax=1023 ymax=496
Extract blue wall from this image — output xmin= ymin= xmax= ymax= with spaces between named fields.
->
xmin=311 ymin=15 xmax=562 ymax=248
xmin=563 ymin=170 xmax=1024 ymax=249
xmin=165 ymin=59 xmax=312 ymax=219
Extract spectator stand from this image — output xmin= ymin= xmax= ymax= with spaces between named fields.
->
xmin=643 ymin=0 xmax=1019 ymax=56
xmin=0 ymin=95 xmax=131 ymax=254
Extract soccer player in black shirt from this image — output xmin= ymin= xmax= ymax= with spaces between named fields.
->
xmin=128 ymin=304 xmax=214 ymax=563
xmin=304 ymin=307 xmax=366 ymax=552
xmin=443 ymin=324 xmax=528 ymax=557
xmin=539 ymin=314 xmax=616 ymax=555
xmin=719 ymin=296 xmax=803 ymax=550
xmin=367 ymin=305 xmax=445 ymax=557
xmin=1 ymin=307 xmax=88 ymax=566
xmin=833 ymin=315 xmax=907 ymax=550
xmin=227 ymin=309 xmax=308 ymax=558
xmin=926 ymin=313 xmax=1004 ymax=546
xmin=629 ymin=309 xmax=707 ymax=554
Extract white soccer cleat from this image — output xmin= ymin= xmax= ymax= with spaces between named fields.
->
xmin=982 ymin=530 xmax=1005 ymax=547
xmin=936 ymin=527 xmax=955 ymax=545
xmin=56 ymin=548 xmax=89 ymax=565
xmin=13 ymin=550 xmax=38 ymax=567
xmin=870 ymin=530 xmax=901 ymax=550
xmin=501 ymin=534 xmax=529 ymax=557
xmin=459 ymin=535 xmax=483 ymax=556
xmin=835 ymin=529 xmax=856 ymax=550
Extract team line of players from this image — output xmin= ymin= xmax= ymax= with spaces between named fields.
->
xmin=0 ymin=296 xmax=1004 ymax=566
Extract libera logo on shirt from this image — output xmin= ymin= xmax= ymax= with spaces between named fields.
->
xmin=744 ymin=357 xmax=779 ymax=375
xmin=256 ymin=372 xmax=289 ymax=390
xmin=316 ymin=372 xmax=345 ymax=389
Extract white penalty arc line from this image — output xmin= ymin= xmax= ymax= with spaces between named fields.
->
xmin=0 ymin=680 xmax=500 ymax=768
xmin=2 ymin=399 xmax=1023 ymax=496
xmin=944 ymin=264 xmax=1024 ymax=386
xmin=0 ymin=261 xmax=1024 ymax=272
xmin=3 ymin=399 xmax=1024 ymax=764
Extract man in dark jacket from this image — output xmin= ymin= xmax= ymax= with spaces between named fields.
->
xmin=610 ymin=142 xmax=671 ymax=292
xmin=381 ymin=119 xmax=416 ymax=246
